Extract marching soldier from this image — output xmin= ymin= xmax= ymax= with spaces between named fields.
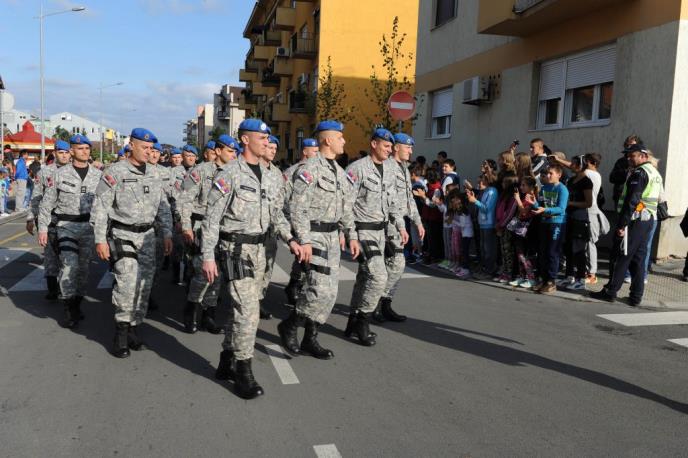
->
xmin=345 ymin=128 xmax=408 ymax=346
xmin=373 ymin=133 xmax=425 ymax=323
xmin=26 ymin=140 xmax=71 ymax=300
xmin=37 ymin=134 xmax=102 ymax=328
xmin=148 ymin=142 xmax=172 ymax=311
xmin=180 ymin=134 xmax=240 ymax=334
xmin=91 ymin=128 xmax=173 ymax=358
xmin=282 ymin=138 xmax=320 ymax=305
xmin=203 ymin=140 xmax=217 ymax=163
xmin=201 ymin=119 xmax=304 ymax=399
xmin=170 ymin=145 xmax=197 ymax=284
xmin=278 ymin=121 xmax=360 ymax=359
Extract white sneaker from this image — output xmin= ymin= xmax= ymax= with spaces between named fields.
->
xmin=556 ymin=276 xmax=575 ymax=287
xmin=0 ymin=212 xmax=9 ymax=217
xmin=519 ymin=279 xmax=536 ymax=289
xmin=509 ymin=278 xmax=524 ymax=287
xmin=566 ymin=280 xmax=586 ymax=291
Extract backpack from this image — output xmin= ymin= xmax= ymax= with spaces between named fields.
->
xmin=597 ymin=186 xmax=606 ymax=210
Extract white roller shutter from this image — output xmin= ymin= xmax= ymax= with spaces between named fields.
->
xmin=565 ymin=45 xmax=616 ymax=89
xmin=538 ymin=60 xmax=564 ymax=101
xmin=431 ymin=88 xmax=453 ymax=118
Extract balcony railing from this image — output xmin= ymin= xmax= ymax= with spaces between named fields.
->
xmin=264 ymin=30 xmax=282 ymax=45
xmin=290 ymin=33 xmax=317 ymax=59
xmin=261 ymin=70 xmax=281 ymax=87
xmin=289 ymin=91 xmax=314 ymax=114
xmin=274 ymin=7 xmax=296 ymax=30
xmin=245 ymin=59 xmax=259 ymax=73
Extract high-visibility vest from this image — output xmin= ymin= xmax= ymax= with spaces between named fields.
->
xmin=616 ymin=163 xmax=663 ymax=216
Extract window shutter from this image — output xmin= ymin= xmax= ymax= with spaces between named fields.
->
xmin=565 ymin=46 xmax=616 ymax=89
xmin=538 ymin=60 xmax=564 ymax=101
xmin=432 ymin=88 xmax=453 ymax=118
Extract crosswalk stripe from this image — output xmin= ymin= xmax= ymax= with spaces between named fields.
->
xmin=97 ymin=271 xmax=114 ymax=289
xmin=597 ymin=312 xmax=688 ymax=327
xmin=265 ymin=344 xmax=300 ymax=385
xmin=270 ymin=263 xmax=290 ymax=284
xmin=667 ymin=338 xmax=688 ymax=348
xmin=313 ymin=444 xmax=342 ymax=458
xmin=8 ymin=264 xmax=46 ymax=292
xmin=0 ymin=247 xmax=31 ymax=270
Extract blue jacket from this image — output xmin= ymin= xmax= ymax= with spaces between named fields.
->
xmin=14 ymin=158 xmax=28 ymax=180
xmin=534 ymin=182 xmax=569 ymax=224
xmin=473 ymin=186 xmax=498 ymax=229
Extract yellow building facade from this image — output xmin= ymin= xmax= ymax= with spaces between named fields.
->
xmin=239 ymin=0 xmax=419 ymax=161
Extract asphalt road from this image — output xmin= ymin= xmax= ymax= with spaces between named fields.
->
xmin=0 ymin=219 xmax=687 ymax=457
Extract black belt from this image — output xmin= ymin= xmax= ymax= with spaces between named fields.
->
xmin=355 ymin=221 xmax=387 ymax=231
xmin=111 ymin=220 xmax=154 ymax=233
xmin=310 ymin=221 xmax=339 ymax=232
xmin=191 ymin=213 xmax=205 ymax=222
xmin=55 ymin=213 xmax=89 ymax=222
xmin=219 ymin=231 xmax=267 ymax=245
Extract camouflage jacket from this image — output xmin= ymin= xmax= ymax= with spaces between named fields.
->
xmin=28 ymin=162 xmax=61 ymax=222
xmin=384 ymin=157 xmax=422 ymax=227
xmin=178 ymin=161 xmax=222 ymax=232
xmin=38 ymin=164 xmax=102 ymax=232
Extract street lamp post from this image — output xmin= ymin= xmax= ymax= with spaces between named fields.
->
xmin=37 ymin=4 xmax=86 ymax=163
xmin=0 ymin=75 xmax=5 ymax=162
xmin=98 ymin=82 xmax=123 ymax=163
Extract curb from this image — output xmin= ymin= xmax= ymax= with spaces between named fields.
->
xmin=0 ymin=211 xmax=28 ymax=226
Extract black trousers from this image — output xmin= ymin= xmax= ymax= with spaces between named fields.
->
xmin=606 ymin=218 xmax=654 ymax=302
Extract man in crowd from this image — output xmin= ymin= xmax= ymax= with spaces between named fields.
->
xmin=14 ymin=149 xmax=29 ymax=212
xmin=170 ymin=144 xmax=197 ymax=285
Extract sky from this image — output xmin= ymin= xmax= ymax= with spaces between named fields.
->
xmin=0 ymin=0 xmax=255 ymax=145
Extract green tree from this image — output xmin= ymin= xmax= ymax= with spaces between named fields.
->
xmin=209 ymin=125 xmax=227 ymax=141
xmin=358 ymin=16 xmax=418 ymax=133
xmin=316 ymin=56 xmax=355 ymax=123
xmin=52 ymin=125 xmax=71 ymax=141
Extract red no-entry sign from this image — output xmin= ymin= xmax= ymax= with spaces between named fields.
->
xmin=388 ymin=91 xmax=416 ymax=121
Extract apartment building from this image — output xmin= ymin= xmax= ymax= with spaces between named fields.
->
xmin=239 ymin=0 xmax=419 ymax=161
xmin=213 ymin=84 xmax=245 ymax=138
xmin=413 ymin=0 xmax=688 ymax=257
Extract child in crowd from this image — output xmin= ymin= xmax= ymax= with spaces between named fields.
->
xmin=453 ymin=192 xmax=474 ymax=279
xmin=408 ymin=166 xmax=427 ymax=264
xmin=466 ymin=171 xmax=499 ymax=278
xmin=531 ymin=164 xmax=569 ymax=293
xmin=508 ymin=176 xmax=538 ymax=288
xmin=414 ymin=168 xmax=444 ymax=264
xmin=0 ymin=168 xmax=8 ymax=216
xmin=495 ymin=175 xmax=519 ymax=283
xmin=437 ymin=183 xmax=460 ymax=269
xmin=441 ymin=159 xmax=460 ymax=194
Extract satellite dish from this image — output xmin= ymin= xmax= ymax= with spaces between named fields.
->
xmin=0 ymin=91 xmax=15 ymax=112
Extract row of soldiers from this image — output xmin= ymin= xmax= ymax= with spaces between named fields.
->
xmin=27 ymin=118 xmax=424 ymax=400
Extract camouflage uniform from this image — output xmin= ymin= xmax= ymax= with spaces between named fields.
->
xmin=260 ymin=162 xmax=285 ymax=299
xmin=151 ymin=163 xmax=173 ymax=300
xmin=201 ymin=156 xmax=293 ymax=361
xmin=382 ymin=157 xmax=421 ymax=298
xmin=91 ymin=161 xmax=173 ymax=325
xmin=29 ymin=163 xmax=61 ymax=278
xmin=346 ymin=156 xmax=403 ymax=313
xmin=282 ymin=160 xmax=309 ymax=301
xmin=170 ymin=165 xmax=190 ymax=283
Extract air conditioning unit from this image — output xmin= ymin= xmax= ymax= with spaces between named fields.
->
xmin=461 ymin=76 xmax=490 ymax=105
xmin=276 ymin=47 xmax=290 ymax=57
xmin=298 ymin=73 xmax=309 ymax=85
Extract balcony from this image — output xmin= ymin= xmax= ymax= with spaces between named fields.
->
xmin=239 ymin=69 xmax=257 ymax=82
xmin=289 ymin=91 xmax=314 ymax=114
xmin=274 ymin=7 xmax=296 ymax=31
xmin=264 ymin=30 xmax=282 ymax=46
xmin=253 ymin=45 xmax=274 ymax=61
xmin=290 ymin=33 xmax=317 ymax=59
xmin=217 ymin=111 xmax=230 ymax=120
xmin=268 ymin=103 xmax=290 ymax=122
xmin=261 ymin=70 xmax=281 ymax=87
xmin=244 ymin=59 xmax=259 ymax=73
xmin=272 ymin=56 xmax=293 ymax=76
xmin=478 ymin=0 xmax=630 ymax=37
xmin=253 ymin=81 xmax=277 ymax=96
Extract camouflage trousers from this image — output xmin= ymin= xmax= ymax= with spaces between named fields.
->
xmin=296 ymin=230 xmax=340 ymax=324
xmin=383 ymin=226 xmax=406 ymax=299
xmin=261 ymin=234 xmax=277 ymax=299
xmin=110 ymin=228 xmax=156 ymax=325
xmin=56 ymin=222 xmax=94 ymax=299
xmin=350 ymin=228 xmax=388 ymax=313
xmin=220 ymin=242 xmax=266 ymax=361
xmin=44 ymin=225 xmax=60 ymax=277
xmin=188 ymin=253 xmax=221 ymax=308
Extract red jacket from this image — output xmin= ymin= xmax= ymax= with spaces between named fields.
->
xmin=421 ymin=181 xmax=443 ymax=222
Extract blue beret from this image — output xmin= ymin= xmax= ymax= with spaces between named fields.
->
xmin=205 ymin=140 xmax=216 ymax=150
xmin=170 ymin=147 xmax=182 ymax=156
xmin=117 ymin=147 xmax=126 ymax=157
xmin=124 ymin=144 xmax=131 ymax=152
xmin=130 ymin=128 xmax=157 ymax=143
xmin=314 ymin=120 xmax=344 ymax=133
xmin=268 ymin=135 xmax=279 ymax=146
xmin=153 ymin=143 xmax=162 ymax=152
xmin=54 ymin=140 xmax=70 ymax=151
xmin=216 ymin=134 xmax=240 ymax=150
xmin=69 ymin=134 xmax=92 ymax=146
xmin=393 ymin=133 xmax=414 ymax=146
xmin=372 ymin=128 xmax=394 ymax=143
xmin=182 ymin=145 xmax=198 ymax=155
xmin=238 ymin=118 xmax=270 ymax=134
xmin=302 ymin=138 xmax=318 ymax=148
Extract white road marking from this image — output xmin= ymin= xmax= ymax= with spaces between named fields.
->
xmin=339 ymin=263 xmax=357 ymax=281
xmin=270 ymin=263 xmax=290 ymax=284
xmin=8 ymin=264 xmax=46 ymax=292
xmin=0 ymin=247 xmax=31 ymax=270
xmin=597 ymin=311 xmax=688 ymax=327
xmin=403 ymin=265 xmax=429 ymax=279
xmin=390 ymin=101 xmax=414 ymax=110
xmin=313 ymin=444 xmax=342 ymax=458
xmin=667 ymin=338 xmax=688 ymax=348
xmin=97 ymin=271 xmax=114 ymax=289
xmin=265 ymin=344 xmax=300 ymax=385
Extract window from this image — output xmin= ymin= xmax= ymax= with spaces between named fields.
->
xmin=536 ymin=45 xmax=616 ymax=129
xmin=434 ymin=0 xmax=456 ymax=27
xmin=430 ymin=88 xmax=453 ymax=138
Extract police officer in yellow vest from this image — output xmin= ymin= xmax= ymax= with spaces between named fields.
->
xmin=592 ymin=144 xmax=663 ymax=306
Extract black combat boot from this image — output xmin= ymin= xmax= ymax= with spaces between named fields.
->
xmin=259 ymin=301 xmax=272 ymax=320
xmin=148 ymin=296 xmax=159 ymax=311
xmin=127 ymin=325 xmax=145 ymax=351
xmin=172 ymin=261 xmax=181 ymax=284
xmin=183 ymin=302 xmax=200 ymax=334
xmin=345 ymin=310 xmax=376 ymax=346
xmin=215 ymin=350 xmax=235 ymax=381
xmin=284 ymin=278 xmax=299 ymax=305
xmin=200 ymin=307 xmax=221 ymax=334
xmin=45 ymin=276 xmax=59 ymax=301
xmin=74 ymin=296 xmax=85 ymax=321
xmin=277 ymin=310 xmax=302 ymax=356
xmin=301 ymin=318 xmax=334 ymax=360
xmin=60 ymin=298 xmax=78 ymax=329
xmin=234 ymin=358 xmax=264 ymax=399
xmin=371 ymin=298 xmax=386 ymax=324
xmin=380 ymin=297 xmax=406 ymax=322
xmin=113 ymin=322 xmax=131 ymax=358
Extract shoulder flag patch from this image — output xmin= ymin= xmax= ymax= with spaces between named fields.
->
xmin=282 ymin=173 xmax=288 ymax=182
xmin=215 ymin=178 xmax=230 ymax=195
xmin=190 ymin=171 xmax=200 ymax=184
xmin=347 ymin=171 xmax=357 ymax=184
xmin=298 ymin=170 xmax=313 ymax=185
xmin=45 ymin=176 xmax=54 ymax=188
xmin=174 ymin=181 xmax=181 ymax=191
xmin=103 ymin=174 xmax=117 ymax=187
